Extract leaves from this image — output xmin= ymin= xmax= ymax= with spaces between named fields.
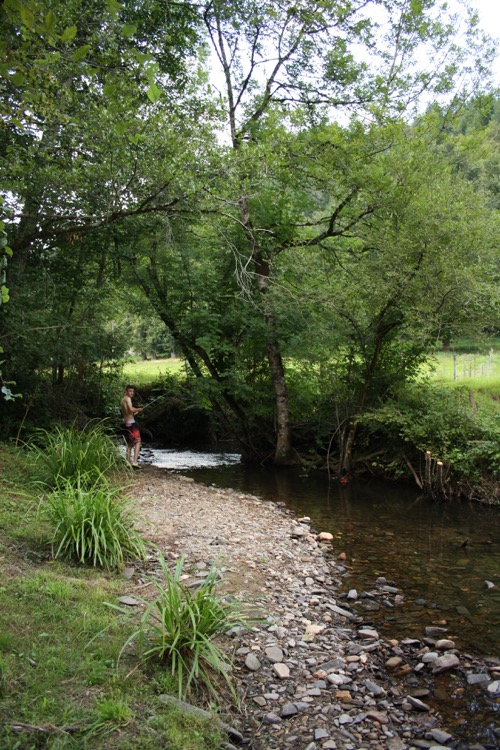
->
xmin=146 ymin=82 xmax=161 ymax=103
xmin=121 ymin=23 xmax=137 ymax=39
xmin=60 ymin=25 xmax=78 ymax=43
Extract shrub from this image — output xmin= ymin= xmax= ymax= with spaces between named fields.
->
xmin=128 ymin=554 xmax=246 ymax=700
xmin=27 ymin=421 xmax=123 ymax=488
xmin=362 ymin=382 xmax=500 ymax=481
xmin=41 ymin=476 xmax=146 ymax=570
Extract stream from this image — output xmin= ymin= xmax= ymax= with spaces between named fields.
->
xmin=147 ymin=448 xmax=500 ymax=743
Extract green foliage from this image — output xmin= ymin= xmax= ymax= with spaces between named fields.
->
xmin=129 ymin=554 xmax=245 ymax=699
xmin=362 ymin=382 xmax=500 ymax=481
xmin=27 ymin=421 xmax=122 ymax=488
xmin=87 ymin=696 xmax=132 ymax=736
xmin=41 ymin=476 xmax=146 ymax=570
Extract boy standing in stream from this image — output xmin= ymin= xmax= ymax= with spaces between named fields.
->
xmin=120 ymin=385 xmax=143 ymax=467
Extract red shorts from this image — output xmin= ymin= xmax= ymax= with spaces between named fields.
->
xmin=124 ymin=422 xmax=141 ymax=445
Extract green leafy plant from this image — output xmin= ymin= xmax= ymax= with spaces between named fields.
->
xmin=41 ymin=476 xmax=146 ymax=570
xmin=127 ymin=554 xmax=246 ymax=700
xmin=27 ymin=421 xmax=123 ymax=488
xmin=87 ymin=697 xmax=132 ymax=737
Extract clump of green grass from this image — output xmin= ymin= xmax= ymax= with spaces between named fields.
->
xmin=27 ymin=421 xmax=123 ymax=489
xmin=149 ymin=703 xmax=224 ymax=750
xmin=41 ymin=476 xmax=146 ymax=571
xmin=87 ymin=696 xmax=132 ymax=737
xmin=128 ymin=555 xmax=245 ymax=700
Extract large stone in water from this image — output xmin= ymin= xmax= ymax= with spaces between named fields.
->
xmin=430 ymin=728 xmax=453 ymax=744
xmin=318 ymin=532 xmax=333 ymax=542
xmin=487 ymin=680 xmax=500 ymax=695
xmin=466 ymin=673 xmax=490 ymax=685
xmin=435 ymin=638 xmax=456 ymax=650
xmin=406 ymin=695 xmax=431 ymax=712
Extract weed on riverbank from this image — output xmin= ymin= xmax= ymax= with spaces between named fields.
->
xmin=0 ymin=446 xmax=227 ymax=749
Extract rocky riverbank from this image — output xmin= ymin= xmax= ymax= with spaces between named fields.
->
xmin=126 ymin=466 xmax=500 ymax=750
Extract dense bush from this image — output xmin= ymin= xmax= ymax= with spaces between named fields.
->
xmin=361 ymin=382 xmax=500 ymax=482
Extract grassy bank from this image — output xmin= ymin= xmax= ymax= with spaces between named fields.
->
xmin=0 ymin=446 xmax=225 ymax=750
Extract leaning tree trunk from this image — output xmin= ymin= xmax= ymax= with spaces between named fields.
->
xmin=253 ymin=241 xmax=297 ymax=466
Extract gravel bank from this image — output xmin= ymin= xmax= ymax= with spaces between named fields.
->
xmin=126 ymin=465 xmax=500 ymax=750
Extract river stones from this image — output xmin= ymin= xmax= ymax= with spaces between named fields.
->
xmin=132 ymin=468 xmax=499 ymax=750
xmin=245 ymin=652 xmax=261 ymax=671
xmin=431 ymin=653 xmax=460 ymax=673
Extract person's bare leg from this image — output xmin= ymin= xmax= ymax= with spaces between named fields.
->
xmin=133 ymin=442 xmax=141 ymax=466
xmin=126 ymin=444 xmax=132 ymax=463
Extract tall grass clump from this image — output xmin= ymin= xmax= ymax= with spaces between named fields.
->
xmin=27 ymin=421 xmax=123 ymax=488
xmin=128 ymin=555 xmax=246 ymax=700
xmin=41 ymin=476 xmax=146 ymax=570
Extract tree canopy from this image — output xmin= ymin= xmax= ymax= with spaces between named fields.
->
xmin=0 ymin=0 xmax=498 ymax=479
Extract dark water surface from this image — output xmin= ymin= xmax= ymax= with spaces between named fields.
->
xmin=150 ymin=451 xmax=500 ymax=742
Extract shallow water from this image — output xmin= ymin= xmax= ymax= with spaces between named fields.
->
xmin=149 ymin=450 xmax=500 ymax=742
xmin=150 ymin=452 xmax=500 ymax=656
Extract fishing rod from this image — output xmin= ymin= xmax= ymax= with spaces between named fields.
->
xmin=135 ymin=393 xmax=167 ymax=414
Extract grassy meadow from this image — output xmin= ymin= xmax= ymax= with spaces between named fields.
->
xmin=123 ymin=349 xmax=499 ymax=395
xmin=428 ymin=350 xmax=499 ymax=414
xmin=122 ymin=357 xmax=184 ymax=387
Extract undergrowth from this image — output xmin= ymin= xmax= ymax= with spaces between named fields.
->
xmin=0 ymin=445 xmax=231 ymax=749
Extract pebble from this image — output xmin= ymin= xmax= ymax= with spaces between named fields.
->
xmin=133 ymin=468 xmax=498 ymax=750
xmin=431 ymin=653 xmax=460 ymax=673
xmin=117 ymin=595 xmax=140 ymax=606
xmin=429 ymin=728 xmax=453 ymax=744
xmin=273 ymin=663 xmax=290 ymax=679
xmin=245 ymin=653 xmax=261 ymax=671
xmin=280 ymin=702 xmax=298 ymax=717
xmin=266 ymin=645 xmax=284 ymax=663
xmin=435 ymin=639 xmax=455 ymax=650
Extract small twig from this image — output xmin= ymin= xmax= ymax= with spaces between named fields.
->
xmin=8 ymin=722 xmax=83 ymax=735
xmin=403 ymin=454 xmax=423 ymax=490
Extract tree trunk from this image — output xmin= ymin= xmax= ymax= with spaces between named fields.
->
xmin=266 ymin=315 xmax=296 ymax=465
xmin=246 ymin=205 xmax=298 ymax=466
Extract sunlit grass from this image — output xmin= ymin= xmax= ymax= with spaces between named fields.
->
xmin=428 ymin=350 xmax=499 ymax=383
xmin=122 ymin=357 xmax=185 ymax=386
